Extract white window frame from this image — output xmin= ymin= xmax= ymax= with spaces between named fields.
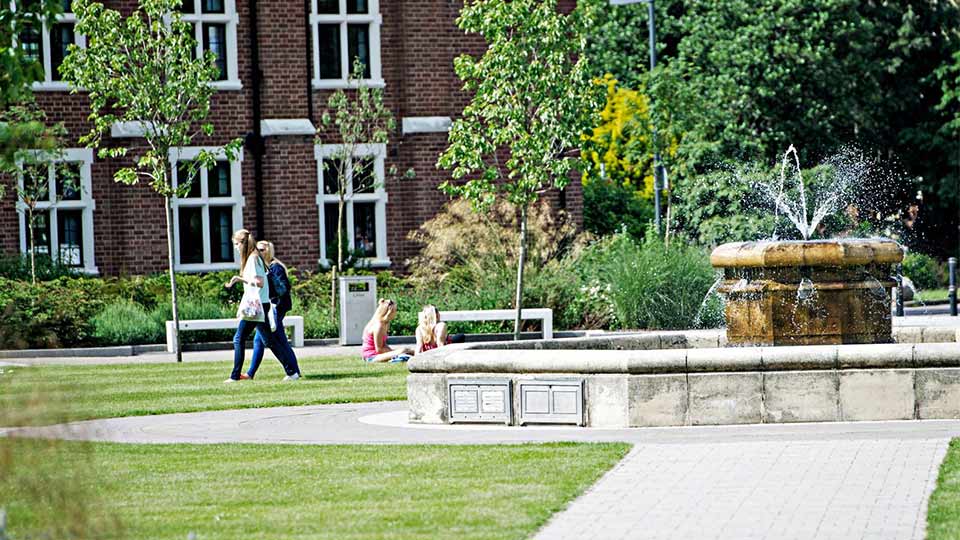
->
xmin=17 ymin=148 xmax=97 ymax=274
xmin=315 ymin=143 xmax=390 ymax=268
xmin=11 ymin=1 xmax=87 ymax=91
xmin=170 ymin=146 xmax=245 ymax=272
xmin=310 ymin=0 xmax=384 ymax=89
xmin=180 ymin=0 xmax=241 ymax=90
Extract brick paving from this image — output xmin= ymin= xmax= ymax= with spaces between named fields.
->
xmin=534 ymin=438 xmax=948 ymax=540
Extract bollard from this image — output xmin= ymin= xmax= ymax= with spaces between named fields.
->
xmin=950 ymin=257 xmax=957 ymax=317
xmin=895 ymin=264 xmax=905 ymax=317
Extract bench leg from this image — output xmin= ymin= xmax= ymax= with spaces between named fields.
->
xmin=543 ymin=316 xmax=553 ymax=340
xmin=166 ymin=321 xmax=177 ymax=353
xmin=293 ymin=322 xmax=304 ymax=348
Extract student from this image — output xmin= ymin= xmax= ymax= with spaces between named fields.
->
xmin=224 ymin=229 xmax=280 ymax=383
xmin=361 ymin=299 xmax=413 ymax=363
xmin=415 ymin=305 xmax=449 ymax=354
xmin=246 ymin=241 xmax=301 ymax=381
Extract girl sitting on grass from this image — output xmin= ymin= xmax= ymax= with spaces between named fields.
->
xmin=415 ymin=305 xmax=448 ymax=354
xmin=361 ymin=299 xmax=413 ymax=363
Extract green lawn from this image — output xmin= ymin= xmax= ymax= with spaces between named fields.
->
xmin=0 ymin=356 xmax=408 ymax=426
xmin=0 ymin=439 xmax=629 ymax=540
xmin=928 ymin=438 xmax=960 ymax=540
xmin=916 ymin=288 xmax=950 ymax=303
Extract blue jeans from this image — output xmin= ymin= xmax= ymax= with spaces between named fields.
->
xmin=231 ymin=305 xmax=275 ymax=380
xmin=247 ymin=306 xmax=300 ymax=378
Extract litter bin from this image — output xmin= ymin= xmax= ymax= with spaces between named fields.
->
xmin=339 ymin=276 xmax=377 ymax=345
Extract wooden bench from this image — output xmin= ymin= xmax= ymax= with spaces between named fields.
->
xmin=439 ymin=309 xmax=553 ymax=339
xmin=165 ymin=316 xmax=305 ymax=353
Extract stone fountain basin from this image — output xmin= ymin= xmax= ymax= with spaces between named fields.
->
xmin=710 ymin=238 xmax=903 ymax=268
xmin=711 ymin=238 xmax=904 ymax=346
xmin=407 ymin=331 xmax=960 ymax=428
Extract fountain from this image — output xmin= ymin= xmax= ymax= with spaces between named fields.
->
xmin=713 ymin=146 xmax=903 ymax=346
xmin=406 ymin=147 xmax=960 ymax=428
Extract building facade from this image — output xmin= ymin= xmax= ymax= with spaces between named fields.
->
xmin=3 ymin=0 xmax=583 ymax=276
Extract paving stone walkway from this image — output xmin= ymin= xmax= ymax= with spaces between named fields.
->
xmin=534 ymin=438 xmax=948 ymax=540
xmin=4 ymin=402 xmax=958 ymax=539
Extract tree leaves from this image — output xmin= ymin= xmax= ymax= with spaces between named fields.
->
xmin=438 ymin=0 xmax=601 ymax=211
xmin=60 ymin=0 xmax=239 ymax=196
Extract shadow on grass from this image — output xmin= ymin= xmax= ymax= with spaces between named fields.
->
xmin=303 ymin=370 xmax=401 ymax=381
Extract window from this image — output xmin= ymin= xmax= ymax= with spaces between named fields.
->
xmin=18 ymin=0 xmax=87 ymax=89
xmin=311 ymin=0 xmax=382 ymax=88
xmin=179 ymin=0 xmax=240 ymax=89
xmin=315 ymin=144 xmax=389 ymax=267
xmin=17 ymin=148 xmax=97 ymax=273
xmin=170 ymin=147 xmax=245 ymax=271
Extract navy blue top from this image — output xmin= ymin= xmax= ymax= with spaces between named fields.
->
xmin=267 ymin=263 xmax=293 ymax=314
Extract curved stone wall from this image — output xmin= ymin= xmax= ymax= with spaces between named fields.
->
xmin=407 ymin=331 xmax=960 ymax=428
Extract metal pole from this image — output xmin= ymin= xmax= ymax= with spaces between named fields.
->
xmin=949 ymin=257 xmax=957 ymax=317
xmin=609 ymin=0 xmax=662 ymax=234
xmin=895 ymin=263 xmax=905 ymax=317
xmin=646 ymin=0 xmax=662 ymax=235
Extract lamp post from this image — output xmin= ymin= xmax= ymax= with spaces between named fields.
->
xmin=610 ymin=0 xmax=663 ymax=234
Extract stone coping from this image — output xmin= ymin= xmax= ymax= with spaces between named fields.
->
xmin=710 ymin=238 xmax=903 ymax=268
xmin=409 ymin=339 xmax=960 ymax=375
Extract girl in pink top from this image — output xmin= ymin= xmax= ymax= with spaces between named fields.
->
xmin=415 ymin=305 xmax=449 ymax=354
xmin=361 ymin=299 xmax=413 ymax=362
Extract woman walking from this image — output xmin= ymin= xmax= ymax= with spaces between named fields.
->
xmin=246 ymin=241 xmax=301 ymax=381
xmin=224 ymin=229 xmax=281 ymax=382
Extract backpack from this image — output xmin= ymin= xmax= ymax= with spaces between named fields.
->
xmin=267 ymin=265 xmax=290 ymax=299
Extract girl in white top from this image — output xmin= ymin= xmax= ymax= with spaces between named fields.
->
xmin=223 ymin=229 xmax=282 ymax=382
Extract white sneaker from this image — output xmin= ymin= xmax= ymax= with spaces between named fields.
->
xmin=282 ymin=373 xmax=301 ymax=382
xmin=223 ymin=378 xmax=238 ymax=384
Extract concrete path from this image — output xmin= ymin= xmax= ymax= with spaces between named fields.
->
xmin=4 ymin=344 xmax=362 ymax=366
xmin=4 ymin=402 xmax=958 ymax=540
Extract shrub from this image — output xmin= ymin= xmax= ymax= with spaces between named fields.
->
xmin=92 ymin=300 xmax=163 ymax=345
xmin=582 ymin=179 xmax=653 ymax=241
xmin=670 ymin=168 xmax=775 ymax=246
xmin=152 ymin=298 xmax=234 ymax=343
xmin=571 ymin=232 xmax=722 ymax=330
xmin=406 ymin=199 xmax=583 ymax=284
xmin=903 ymin=252 xmax=944 ymax=290
xmin=0 ymin=254 xmax=79 ymax=281
xmin=0 ymin=277 xmax=103 ymax=348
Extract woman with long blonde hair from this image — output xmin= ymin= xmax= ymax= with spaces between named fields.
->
xmin=246 ymin=240 xmax=301 ymax=380
xmin=360 ymin=299 xmax=412 ymax=362
xmin=415 ymin=305 xmax=449 ymax=354
xmin=223 ymin=229 xmax=284 ymax=382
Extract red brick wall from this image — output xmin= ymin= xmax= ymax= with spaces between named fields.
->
xmin=259 ymin=136 xmax=319 ymax=266
xmin=2 ymin=0 xmax=586 ymax=276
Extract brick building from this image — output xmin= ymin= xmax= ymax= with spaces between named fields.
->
xmin=3 ymin=0 xmax=582 ymax=276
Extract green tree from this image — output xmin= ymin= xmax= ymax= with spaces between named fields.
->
xmin=60 ymin=0 xmax=241 ymax=362
xmin=438 ymin=0 xmax=601 ymax=340
xmin=0 ymin=0 xmax=67 ymax=190
xmin=587 ymin=0 xmax=960 ymax=253
xmin=318 ymin=59 xmax=412 ymax=320
xmin=0 ymin=104 xmax=72 ymax=284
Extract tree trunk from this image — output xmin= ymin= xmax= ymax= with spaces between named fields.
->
xmin=513 ymin=205 xmax=528 ymax=341
xmin=27 ymin=208 xmax=36 ymax=285
xmin=330 ymin=266 xmax=337 ymax=323
xmin=337 ymin=195 xmax=345 ymax=273
xmin=164 ymin=195 xmax=183 ymax=363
